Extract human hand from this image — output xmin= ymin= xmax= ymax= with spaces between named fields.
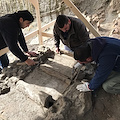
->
xmin=76 ymin=82 xmax=91 ymax=92
xmin=25 ymin=58 xmax=36 ymax=66
xmin=26 ymin=51 xmax=38 ymax=57
xmin=56 ymin=47 xmax=60 ymax=54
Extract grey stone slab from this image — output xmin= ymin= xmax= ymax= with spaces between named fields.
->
xmin=44 ymin=54 xmax=76 ymax=78
xmin=24 ymin=68 xmax=68 ymax=100
xmin=0 ymin=88 xmax=47 ymax=120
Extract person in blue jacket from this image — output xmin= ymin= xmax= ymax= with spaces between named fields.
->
xmin=74 ymin=37 xmax=120 ymax=94
xmin=0 ymin=10 xmax=37 ymax=71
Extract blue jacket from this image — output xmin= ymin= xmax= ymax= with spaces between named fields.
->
xmin=89 ymin=37 xmax=120 ymax=90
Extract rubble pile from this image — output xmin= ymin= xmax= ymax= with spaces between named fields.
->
xmin=0 ymin=46 xmax=55 ymax=95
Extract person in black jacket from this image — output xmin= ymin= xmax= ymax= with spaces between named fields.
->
xmin=0 ymin=10 xmax=37 ymax=70
xmin=53 ymin=15 xmax=90 ymax=53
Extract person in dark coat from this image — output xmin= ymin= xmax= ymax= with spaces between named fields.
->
xmin=0 ymin=10 xmax=37 ymax=70
xmin=74 ymin=37 xmax=120 ymax=94
xmin=53 ymin=15 xmax=90 ymax=53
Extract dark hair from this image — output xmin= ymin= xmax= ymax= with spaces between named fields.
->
xmin=56 ymin=15 xmax=69 ymax=28
xmin=17 ymin=10 xmax=34 ymax=22
xmin=74 ymin=43 xmax=91 ymax=62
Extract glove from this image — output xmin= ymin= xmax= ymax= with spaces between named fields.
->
xmin=76 ymin=82 xmax=91 ymax=92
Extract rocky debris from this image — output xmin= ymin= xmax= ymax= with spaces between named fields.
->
xmin=0 ymin=82 xmax=10 ymax=95
xmin=110 ymin=14 xmax=120 ymax=36
xmin=45 ymin=83 xmax=120 ymax=120
xmin=0 ymin=47 xmax=55 ymax=97
xmin=2 ymin=63 xmax=35 ymax=79
xmin=71 ymin=62 xmax=95 ymax=84
xmin=0 ymin=46 xmax=77 ymax=120
xmin=45 ymin=82 xmax=92 ymax=120
xmin=44 ymin=62 xmax=120 ymax=120
xmin=0 ymin=47 xmax=55 ymax=80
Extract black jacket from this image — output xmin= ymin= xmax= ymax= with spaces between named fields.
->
xmin=0 ymin=13 xmax=28 ymax=62
xmin=53 ymin=16 xmax=90 ymax=50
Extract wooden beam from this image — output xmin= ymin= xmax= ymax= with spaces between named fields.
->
xmin=42 ymin=32 xmax=53 ymax=38
xmin=41 ymin=20 xmax=55 ymax=31
xmin=0 ymin=47 xmax=9 ymax=57
xmin=28 ymin=0 xmax=43 ymax=44
xmin=0 ymin=30 xmax=39 ymax=57
xmin=62 ymin=0 xmax=101 ymax=37
xmin=25 ymin=29 xmax=38 ymax=40
xmin=28 ymin=0 xmax=39 ymax=9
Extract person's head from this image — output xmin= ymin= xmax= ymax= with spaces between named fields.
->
xmin=56 ymin=15 xmax=71 ymax=32
xmin=17 ymin=10 xmax=34 ymax=29
xmin=74 ymin=43 xmax=92 ymax=64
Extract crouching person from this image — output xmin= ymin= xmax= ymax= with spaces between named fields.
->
xmin=74 ymin=37 xmax=120 ymax=94
xmin=0 ymin=10 xmax=37 ymax=72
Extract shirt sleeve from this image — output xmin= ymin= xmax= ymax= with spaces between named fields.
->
xmin=18 ymin=30 xmax=28 ymax=52
xmin=53 ymin=23 xmax=60 ymax=48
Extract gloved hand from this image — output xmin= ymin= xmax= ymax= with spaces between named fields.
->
xmin=76 ymin=82 xmax=91 ymax=92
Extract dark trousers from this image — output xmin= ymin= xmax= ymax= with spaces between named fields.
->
xmin=0 ymin=53 xmax=9 ymax=69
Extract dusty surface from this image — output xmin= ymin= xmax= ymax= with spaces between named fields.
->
xmin=0 ymin=46 xmax=77 ymax=120
xmin=1 ymin=0 xmax=120 ymax=120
